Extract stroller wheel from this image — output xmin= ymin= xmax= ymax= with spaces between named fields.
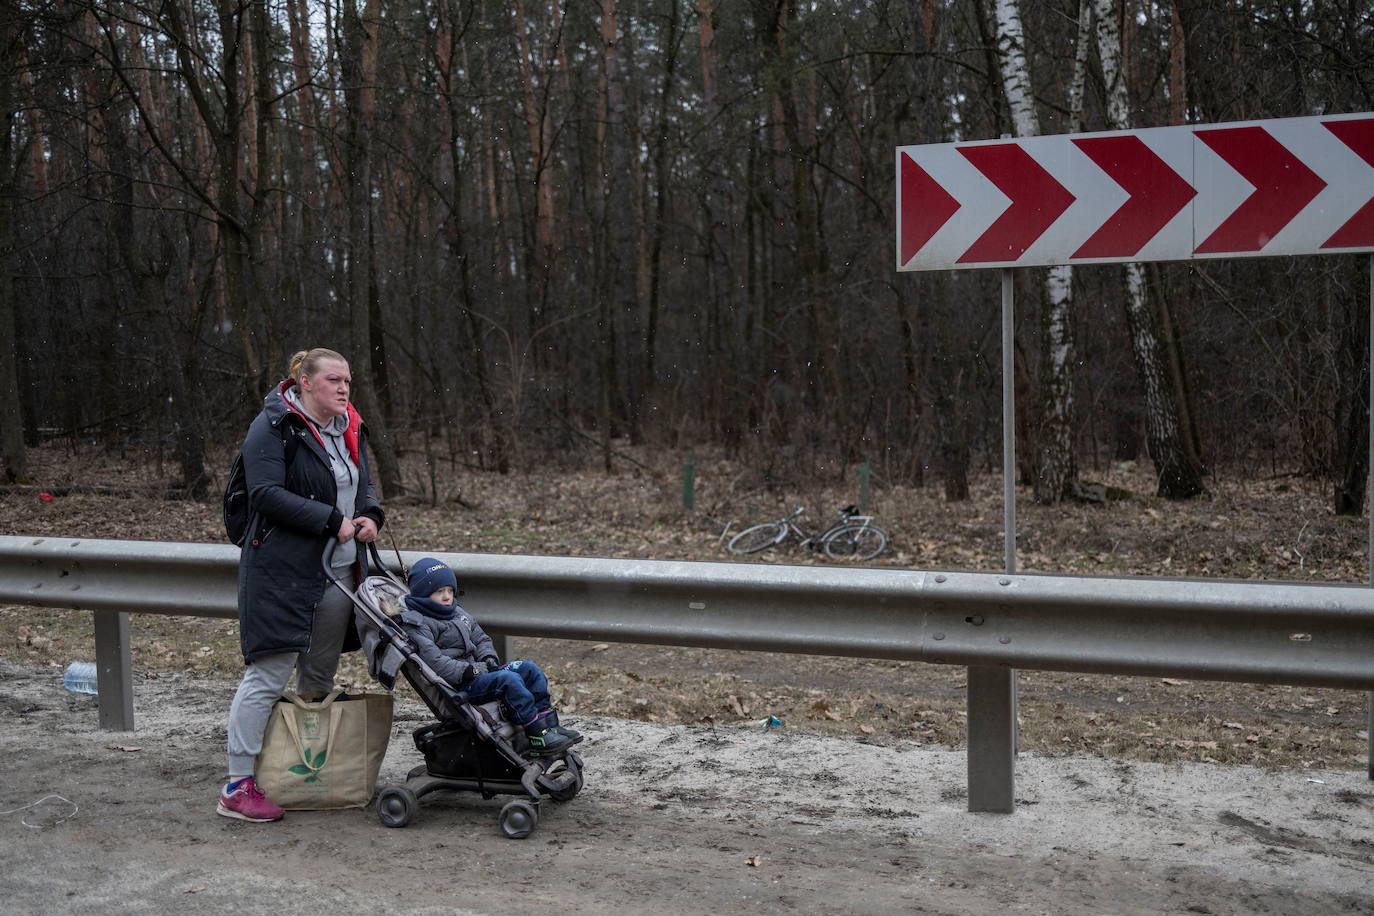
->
xmin=547 ymin=775 xmax=583 ymax=803
xmin=544 ymin=760 xmax=585 ymax=802
xmin=499 ymin=799 xmax=539 ymax=839
xmin=376 ymin=785 xmax=417 ymax=828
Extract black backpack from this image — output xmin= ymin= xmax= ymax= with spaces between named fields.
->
xmin=223 ymin=427 xmax=298 ymax=546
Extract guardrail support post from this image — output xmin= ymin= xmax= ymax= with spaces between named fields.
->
xmin=93 ymin=610 xmax=134 ymax=731
xmin=489 ymin=632 xmax=510 ymax=666
xmin=967 ymin=665 xmax=1016 ymax=811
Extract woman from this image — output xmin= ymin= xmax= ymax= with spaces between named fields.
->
xmin=217 ymin=348 xmax=386 ymax=823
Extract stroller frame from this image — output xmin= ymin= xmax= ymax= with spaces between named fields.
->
xmin=327 ymin=544 xmax=584 ymax=838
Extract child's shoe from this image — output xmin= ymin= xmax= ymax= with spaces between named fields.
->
xmin=524 ymin=713 xmax=583 ymax=757
xmin=537 ymin=708 xmax=582 ymax=742
xmin=216 ymin=777 xmax=284 ymax=822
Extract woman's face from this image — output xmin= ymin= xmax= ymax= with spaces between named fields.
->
xmin=298 ymin=358 xmax=352 ymax=420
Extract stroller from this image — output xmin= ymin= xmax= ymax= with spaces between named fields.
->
xmin=327 ymin=544 xmax=584 ymax=838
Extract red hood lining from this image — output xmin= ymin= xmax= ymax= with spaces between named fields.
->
xmin=278 ymin=379 xmax=363 ymax=465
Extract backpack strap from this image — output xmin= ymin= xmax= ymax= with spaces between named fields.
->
xmin=226 ymin=420 xmax=304 ymax=546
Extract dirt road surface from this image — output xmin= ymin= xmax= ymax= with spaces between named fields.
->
xmin=1 ymin=660 xmax=1371 ymax=915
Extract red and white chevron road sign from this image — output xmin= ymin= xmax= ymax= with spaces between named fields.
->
xmin=896 ymin=112 xmax=1374 ymax=272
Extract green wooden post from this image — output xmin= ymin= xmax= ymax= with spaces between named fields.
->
xmin=858 ymin=462 xmax=871 ymax=512
xmin=683 ymin=454 xmax=696 ymax=510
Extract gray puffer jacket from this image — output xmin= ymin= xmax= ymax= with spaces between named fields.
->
xmin=399 ymin=605 xmax=500 ymax=687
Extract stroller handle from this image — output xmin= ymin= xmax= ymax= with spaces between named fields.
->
xmin=322 ymin=539 xmax=404 ymax=592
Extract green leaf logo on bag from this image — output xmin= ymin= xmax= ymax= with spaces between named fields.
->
xmin=288 ymin=747 xmax=328 ymax=782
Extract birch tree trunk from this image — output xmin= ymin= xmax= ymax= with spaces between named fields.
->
xmin=1093 ymin=0 xmax=1206 ymax=498
xmin=994 ymin=0 xmax=1078 ymax=504
xmin=1067 ymin=0 xmax=1092 ymax=134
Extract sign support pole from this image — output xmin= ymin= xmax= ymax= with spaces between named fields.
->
xmin=1002 ymin=268 xmax=1017 ymax=577
xmin=1368 ymin=253 xmax=1372 ymax=781
xmin=968 ymin=268 xmax=1019 ymax=813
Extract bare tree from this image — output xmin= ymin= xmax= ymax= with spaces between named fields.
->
xmin=597 ymin=0 xmax=634 ymax=467
xmin=337 ymin=0 xmax=402 ymax=497
xmin=1332 ymin=282 xmax=1369 ymax=517
xmin=4 ymin=0 xmax=1367 ymax=496
xmin=101 ymin=13 xmax=211 ymax=495
xmin=0 ymin=2 xmax=27 ymax=482
xmin=157 ymin=0 xmax=271 ymax=393
xmin=993 ymin=0 xmax=1079 ymax=505
xmin=510 ymin=0 xmax=561 ymax=339
xmin=431 ymin=0 xmax=512 ymax=473
xmin=641 ymin=0 xmax=682 ymax=408
xmin=1092 ymin=0 xmax=1205 ymax=499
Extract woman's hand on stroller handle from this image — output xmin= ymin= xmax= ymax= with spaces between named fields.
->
xmin=352 ymin=516 xmax=379 ymax=542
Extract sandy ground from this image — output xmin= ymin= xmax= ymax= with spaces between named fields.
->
xmin=1 ymin=660 xmax=1371 ymax=915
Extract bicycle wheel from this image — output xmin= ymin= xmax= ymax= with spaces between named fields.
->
xmin=728 ymin=522 xmax=788 ymax=555
xmin=822 ymin=525 xmax=888 ymax=561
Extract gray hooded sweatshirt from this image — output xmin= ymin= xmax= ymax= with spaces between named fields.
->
xmin=285 ymin=386 xmax=359 ymax=569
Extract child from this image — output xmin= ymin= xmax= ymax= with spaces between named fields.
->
xmin=400 ymin=557 xmax=582 ymax=756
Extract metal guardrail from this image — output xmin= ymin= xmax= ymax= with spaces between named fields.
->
xmin=4 ymin=534 xmax=1373 ymax=687
xmin=2 ymin=535 xmax=1372 ymax=805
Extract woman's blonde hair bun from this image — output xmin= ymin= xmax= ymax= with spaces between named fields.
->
xmin=289 ymin=348 xmax=348 ymax=382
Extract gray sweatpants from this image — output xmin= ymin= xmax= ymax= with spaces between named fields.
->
xmin=225 ymin=582 xmax=355 ymax=779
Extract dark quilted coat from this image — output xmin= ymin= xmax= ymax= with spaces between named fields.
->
xmin=235 ymin=380 xmax=385 ymax=663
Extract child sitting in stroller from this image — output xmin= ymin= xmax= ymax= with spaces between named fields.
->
xmin=398 ymin=557 xmax=582 ymax=757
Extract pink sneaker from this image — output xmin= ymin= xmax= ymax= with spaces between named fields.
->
xmin=216 ymin=777 xmax=284 ymax=822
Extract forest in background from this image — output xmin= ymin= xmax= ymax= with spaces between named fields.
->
xmin=0 ymin=0 xmax=1371 ymax=512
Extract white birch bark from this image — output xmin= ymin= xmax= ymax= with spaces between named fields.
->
xmin=993 ymin=0 xmax=1039 ymax=138
xmin=1092 ymin=0 xmax=1132 ymax=128
xmin=1067 ymin=1 xmax=1093 ymax=135
xmin=995 ymin=0 xmax=1077 ymax=503
xmin=1092 ymin=0 xmax=1204 ymax=497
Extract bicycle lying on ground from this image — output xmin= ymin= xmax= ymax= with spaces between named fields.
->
xmin=726 ymin=505 xmax=889 ymax=561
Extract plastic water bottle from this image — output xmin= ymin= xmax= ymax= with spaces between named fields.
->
xmin=62 ymin=662 xmax=98 ymax=695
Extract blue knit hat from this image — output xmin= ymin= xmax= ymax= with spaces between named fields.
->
xmin=407 ymin=557 xmax=457 ymax=599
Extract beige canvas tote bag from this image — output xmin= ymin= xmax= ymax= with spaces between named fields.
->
xmin=256 ymin=688 xmax=393 ymax=810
